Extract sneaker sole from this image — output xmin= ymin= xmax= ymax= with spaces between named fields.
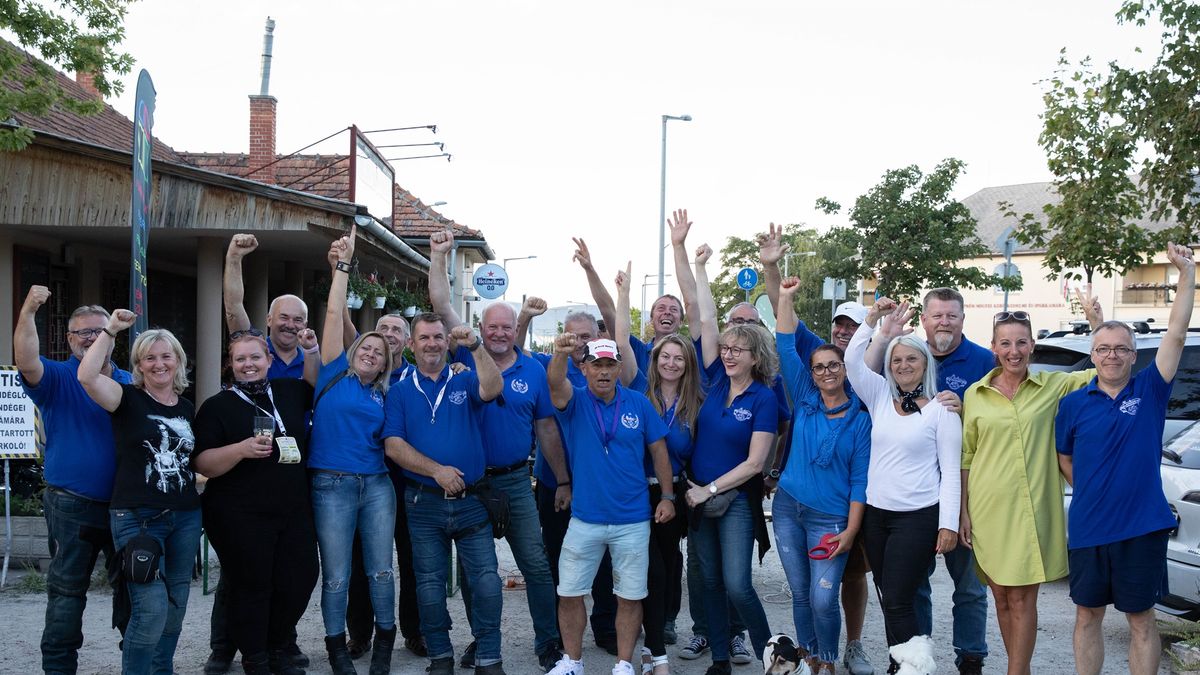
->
xmin=678 ymin=649 xmax=708 ymax=660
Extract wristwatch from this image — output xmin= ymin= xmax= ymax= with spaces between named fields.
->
xmin=467 ymin=336 xmax=483 ymax=352
xmin=708 ymin=482 xmax=718 ymax=496
xmin=660 ymin=493 xmax=676 ymax=502
xmin=335 ymin=260 xmax=352 ymax=273
xmin=767 ymin=468 xmax=781 ymax=480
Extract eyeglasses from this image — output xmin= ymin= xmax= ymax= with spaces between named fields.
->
xmin=994 ymin=311 xmax=1031 ymax=325
xmin=810 ymin=362 xmax=844 ymax=375
xmin=728 ymin=317 xmax=763 ymax=326
xmin=229 ymin=328 xmax=265 ymax=341
xmin=67 ymin=328 xmax=104 ymax=339
xmin=1093 ymin=345 xmax=1135 ymax=357
xmin=718 ymin=345 xmax=747 ymax=358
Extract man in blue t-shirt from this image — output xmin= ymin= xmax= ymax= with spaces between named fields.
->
xmin=15 ymin=288 xmax=132 ymax=674
xmin=546 ymin=336 xmax=675 ymax=675
xmin=383 ymin=312 xmax=507 ymax=674
xmin=1056 ymin=244 xmax=1195 ymax=675
xmin=428 ymin=230 xmax=568 ymax=671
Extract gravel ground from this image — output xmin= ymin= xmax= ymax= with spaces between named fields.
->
xmin=0 ymin=530 xmax=1184 ymax=674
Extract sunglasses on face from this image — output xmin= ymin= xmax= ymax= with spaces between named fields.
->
xmin=229 ymin=328 xmax=266 ymax=341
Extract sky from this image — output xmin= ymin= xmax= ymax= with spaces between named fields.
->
xmin=40 ymin=1 xmax=1165 ymax=312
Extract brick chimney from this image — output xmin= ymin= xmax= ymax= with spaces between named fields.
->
xmin=75 ymin=71 xmax=100 ymax=98
xmin=248 ymin=94 xmax=277 ymax=183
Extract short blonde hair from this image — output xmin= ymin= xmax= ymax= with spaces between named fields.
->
xmin=131 ymin=329 xmax=191 ymax=394
xmin=720 ymin=323 xmax=779 ymax=385
xmin=348 ymin=331 xmax=394 ymax=395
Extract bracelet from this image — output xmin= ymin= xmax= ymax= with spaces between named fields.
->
xmin=335 ymin=260 xmax=352 ymax=273
xmin=660 ymin=493 xmax=676 ymax=502
xmin=103 ymin=327 xmax=118 ymax=338
xmin=304 ymin=345 xmax=320 ymax=354
xmin=558 ymin=480 xmax=571 ymax=488
xmin=467 ymin=336 xmax=483 ymax=352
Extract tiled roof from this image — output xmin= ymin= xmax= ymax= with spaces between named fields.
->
xmin=392 ymin=184 xmax=482 ymax=239
xmin=1 ymin=41 xmax=186 ymax=163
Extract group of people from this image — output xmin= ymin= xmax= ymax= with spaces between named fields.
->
xmin=14 ymin=213 xmax=1193 ymax=675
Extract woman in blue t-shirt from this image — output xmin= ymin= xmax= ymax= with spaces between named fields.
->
xmin=773 ymin=277 xmax=871 ymax=667
xmin=683 ymin=244 xmax=778 ymax=674
xmin=310 ymin=228 xmax=398 ymax=674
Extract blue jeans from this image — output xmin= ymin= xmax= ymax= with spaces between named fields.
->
xmin=771 ymin=491 xmax=848 ymax=662
xmin=692 ymin=497 xmax=772 ymax=662
xmin=686 ymin=533 xmax=745 ymax=639
xmin=460 ymin=470 xmax=559 ymax=654
xmin=406 ymin=487 xmax=503 ymax=666
xmin=42 ymin=488 xmax=115 ymax=674
xmin=311 ymin=472 xmax=397 ymax=636
xmin=110 ymin=507 xmax=203 ymax=675
xmin=915 ymin=545 xmax=988 ymax=663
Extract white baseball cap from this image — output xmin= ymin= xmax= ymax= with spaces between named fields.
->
xmin=833 ymin=302 xmax=868 ymax=325
xmin=583 ymin=339 xmax=621 ymax=362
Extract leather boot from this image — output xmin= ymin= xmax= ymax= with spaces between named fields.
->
xmin=268 ymin=647 xmax=306 ymax=675
xmin=241 ymin=652 xmax=272 ymax=675
xmin=369 ymin=625 xmax=396 ymax=675
xmin=325 ymin=633 xmax=358 ymax=675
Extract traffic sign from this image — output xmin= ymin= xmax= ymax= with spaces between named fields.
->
xmin=736 ymin=267 xmax=759 ymax=291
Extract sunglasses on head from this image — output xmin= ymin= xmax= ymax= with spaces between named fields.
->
xmin=993 ymin=311 xmax=1030 ymax=325
xmin=229 ymin=328 xmax=265 ymax=341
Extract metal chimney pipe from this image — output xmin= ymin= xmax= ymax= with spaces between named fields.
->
xmin=259 ymin=17 xmax=275 ymax=96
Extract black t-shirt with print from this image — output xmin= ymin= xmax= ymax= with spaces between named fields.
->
xmin=109 ymin=384 xmax=199 ymax=511
xmin=193 ymin=378 xmax=314 ymax=514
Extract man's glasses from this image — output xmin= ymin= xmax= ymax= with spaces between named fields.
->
xmin=811 ymin=362 xmax=844 ymax=375
xmin=994 ymin=311 xmax=1030 ymax=325
xmin=718 ymin=345 xmax=747 ymax=358
xmin=67 ymin=328 xmax=104 ymax=339
xmin=229 ymin=328 xmax=265 ymax=341
xmin=728 ymin=317 xmax=763 ymax=326
xmin=1093 ymin=345 xmax=1135 ymax=357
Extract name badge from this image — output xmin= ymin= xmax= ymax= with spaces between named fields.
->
xmin=276 ymin=436 xmax=301 ymax=464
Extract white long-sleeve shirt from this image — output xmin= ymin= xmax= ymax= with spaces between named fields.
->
xmin=845 ymin=322 xmax=962 ymax=532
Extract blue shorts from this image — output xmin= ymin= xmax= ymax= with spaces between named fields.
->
xmin=1069 ymin=529 xmax=1170 ymax=613
xmin=558 ymin=517 xmax=650 ymax=600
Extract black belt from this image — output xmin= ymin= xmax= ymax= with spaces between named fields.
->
xmin=405 ymin=478 xmax=476 ymax=500
xmin=486 ymin=459 xmax=530 ymax=477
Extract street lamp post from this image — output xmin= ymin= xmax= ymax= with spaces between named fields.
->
xmin=501 ymin=255 xmax=537 ymax=301
xmin=658 ymin=114 xmax=692 ymax=299
xmin=783 ymin=251 xmax=817 ymax=277
xmin=641 ymin=273 xmax=672 ymax=338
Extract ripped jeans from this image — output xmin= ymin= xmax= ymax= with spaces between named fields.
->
xmin=771 ymin=490 xmax=849 ymax=662
xmin=311 ymin=471 xmax=396 ymax=636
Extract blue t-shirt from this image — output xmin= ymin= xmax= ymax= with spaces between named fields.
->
xmin=308 ymin=353 xmax=386 ymax=474
xmin=690 ymin=359 xmax=780 ymax=485
xmin=453 ymin=346 xmax=554 ymax=468
xmin=267 ymin=339 xmax=306 ymax=380
xmin=22 ymin=356 xmax=132 ymax=501
xmin=532 ymin=352 xmax=587 ymax=487
xmin=384 ymin=364 xmax=488 ymax=487
xmin=1056 ymin=362 xmax=1177 ymax=549
xmin=776 ymin=332 xmax=871 ymax=517
xmin=935 ymin=336 xmax=995 ymax=396
xmin=555 ymin=384 xmax=668 ymax=524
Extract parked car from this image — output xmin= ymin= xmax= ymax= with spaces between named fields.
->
xmin=1030 ymin=328 xmax=1200 ymax=619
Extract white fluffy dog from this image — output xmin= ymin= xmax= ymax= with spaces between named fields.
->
xmin=888 ymin=635 xmax=937 ymax=674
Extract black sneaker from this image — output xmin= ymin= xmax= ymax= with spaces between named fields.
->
xmin=704 ymin=661 xmax=732 ymax=675
xmin=537 ymin=645 xmax=564 ymax=672
xmin=461 ymin=640 xmax=478 ymax=668
xmin=204 ymin=650 xmax=235 ymax=675
xmin=594 ymin=633 xmax=618 ymax=656
xmin=958 ymin=655 xmax=984 ymax=675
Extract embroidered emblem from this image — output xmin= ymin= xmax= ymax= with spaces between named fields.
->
xmin=449 ymin=390 xmax=468 ymax=405
xmin=371 ymin=391 xmax=384 ymax=407
xmin=510 ymin=378 xmax=529 ymax=394
xmin=620 ymin=413 xmax=640 ymax=429
xmin=945 ymin=374 xmax=968 ymax=392
xmin=732 ymin=407 xmax=753 ymax=422
xmin=1119 ymin=397 xmax=1141 ymax=416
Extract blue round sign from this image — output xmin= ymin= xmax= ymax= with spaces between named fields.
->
xmin=472 ymin=263 xmax=509 ymax=300
xmin=736 ymin=267 xmax=759 ymax=291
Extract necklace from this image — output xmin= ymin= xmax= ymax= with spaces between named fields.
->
xmin=144 ymin=387 xmax=177 ymax=406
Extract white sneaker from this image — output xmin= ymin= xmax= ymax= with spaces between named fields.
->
xmin=844 ymin=639 xmax=874 ymax=675
xmin=729 ymin=634 xmax=753 ymax=665
xmin=547 ymin=655 xmax=585 ymax=675
xmin=612 ymin=660 xmax=636 ymax=675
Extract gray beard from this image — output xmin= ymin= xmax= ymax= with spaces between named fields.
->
xmin=932 ymin=333 xmax=955 ymax=353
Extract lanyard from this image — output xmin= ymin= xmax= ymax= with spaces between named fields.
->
xmin=589 ymin=391 xmax=622 ymax=455
xmin=412 ymin=368 xmax=454 ymax=424
xmin=661 ymin=396 xmax=679 ymax=430
xmin=231 ymin=385 xmax=288 ymax=436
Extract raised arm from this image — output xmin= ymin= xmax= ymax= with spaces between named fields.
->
xmin=864 ymin=298 xmax=913 ymax=374
xmin=694 ymin=244 xmax=720 ymax=369
xmin=758 ymin=223 xmax=789 ymax=324
xmin=1157 ymin=242 xmax=1196 ymax=382
xmin=614 ymin=262 xmax=638 ymax=386
xmin=223 ymin=234 xmax=257 ymax=333
xmin=844 ymin=315 xmax=888 ymax=406
xmin=774 ymin=277 xmax=813 ymax=404
xmin=515 ymin=296 xmax=548 ymax=354
xmin=668 ymin=209 xmax=701 ymax=332
xmin=14 ymin=286 xmax=49 ymax=387
xmin=1074 ymin=283 xmax=1105 ymax=331
xmin=547 ymin=333 xmax=579 ymax=410
xmin=427 ymin=230 xmax=465 ymax=330
xmin=77 ymin=309 xmax=135 ymax=412
xmin=450 ymin=325 xmax=501 ymax=401
xmin=322 ymin=227 xmax=356 ymax=366
xmin=572 ymin=237 xmax=617 ymax=333
xmin=298 ymin=328 xmax=320 ymax=387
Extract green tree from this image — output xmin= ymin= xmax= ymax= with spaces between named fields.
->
xmin=1 ymin=0 xmax=134 ymax=151
xmin=819 ymin=158 xmax=1016 ymax=301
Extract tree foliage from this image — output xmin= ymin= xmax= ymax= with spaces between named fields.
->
xmin=819 ymin=158 xmax=1016 ymax=301
xmin=0 ymin=0 xmax=134 ymax=151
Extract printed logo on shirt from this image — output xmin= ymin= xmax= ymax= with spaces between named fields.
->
xmin=142 ymin=414 xmax=195 ymax=494
xmin=620 ymin=412 xmax=640 ymax=430
xmin=945 ymin=374 xmax=968 ymax=392
xmin=732 ymin=407 xmax=753 ymax=422
xmin=1119 ymin=397 xmax=1141 ymax=416
xmin=510 ymin=378 xmax=529 ymax=394
xmin=449 ymin=390 xmax=469 ymax=405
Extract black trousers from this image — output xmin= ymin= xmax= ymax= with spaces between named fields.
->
xmin=536 ymin=480 xmax=616 ymax=638
xmin=642 ymin=481 xmax=686 ymax=657
xmin=204 ymin=501 xmax=319 ymax=657
xmin=347 ymin=471 xmax=420 ymax=641
xmin=862 ymin=503 xmax=939 ymax=647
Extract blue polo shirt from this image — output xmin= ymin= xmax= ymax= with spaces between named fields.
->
xmin=267 ymin=339 xmax=306 ymax=380
xmin=630 ymin=335 xmax=655 ymax=375
xmin=690 ymin=359 xmax=780 ymax=484
xmin=389 ymin=362 xmax=412 ymax=386
xmin=453 ymin=346 xmax=554 ymax=468
xmin=693 ymin=338 xmax=793 ymax=424
xmin=308 ymin=353 xmax=386 ymax=474
xmin=22 ymin=356 xmax=132 ymax=501
xmin=935 ymin=336 xmax=995 ymax=396
xmin=1056 ymin=362 xmax=1176 ymax=549
xmin=532 ymin=352 xmax=588 ymax=488
xmin=384 ymin=364 xmax=488 ymax=487
xmin=555 ymin=384 xmax=668 ymax=524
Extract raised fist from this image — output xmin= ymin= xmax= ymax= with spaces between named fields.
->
xmin=297 ymin=328 xmax=318 ymax=351
xmin=695 ymin=244 xmax=713 ymax=266
xmin=108 ymin=309 xmax=137 ymax=332
xmin=779 ymin=276 xmax=801 ymax=298
xmin=555 ymin=332 xmax=579 ymax=355
xmin=521 ymin=296 xmax=548 ymax=318
xmin=449 ymin=324 xmax=477 ymax=347
xmin=21 ymin=285 xmax=51 ymax=314
xmin=227 ymin=234 xmax=258 ymax=259
xmin=430 ymin=230 xmax=454 ymax=255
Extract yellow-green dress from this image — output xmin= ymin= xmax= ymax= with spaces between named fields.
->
xmin=961 ymin=367 xmax=1094 ymax=586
